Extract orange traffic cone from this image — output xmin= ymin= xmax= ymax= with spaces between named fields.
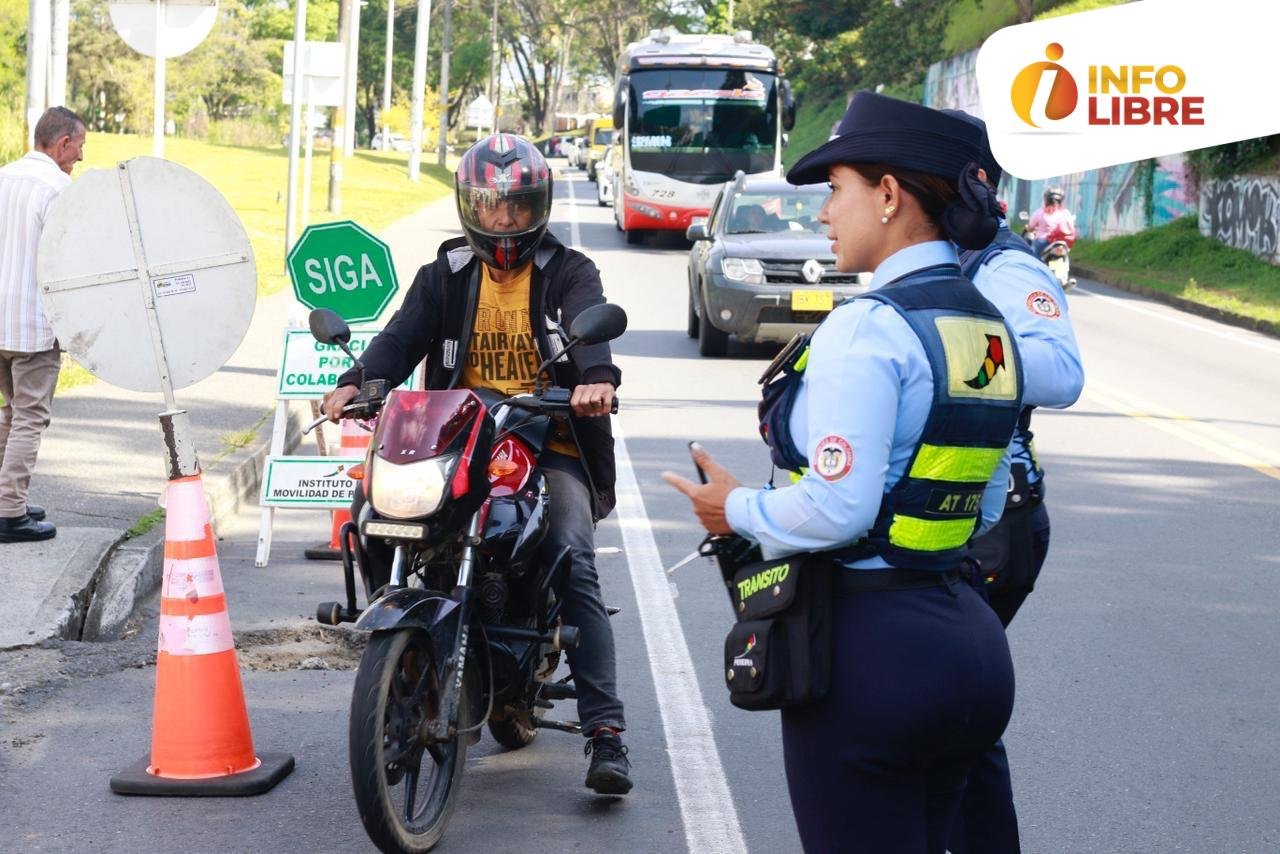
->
xmin=110 ymin=474 xmax=293 ymax=796
xmin=304 ymin=418 xmax=372 ymax=561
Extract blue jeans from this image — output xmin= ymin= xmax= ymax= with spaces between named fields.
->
xmin=540 ymin=454 xmax=626 ymax=735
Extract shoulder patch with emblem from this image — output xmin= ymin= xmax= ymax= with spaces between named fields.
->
xmin=1026 ymin=290 xmax=1061 ymax=319
xmin=813 ymin=436 xmax=854 ymax=482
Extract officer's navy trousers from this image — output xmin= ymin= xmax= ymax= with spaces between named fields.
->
xmin=951 ymin=502 xmax=1053 ymax=854
xmin=780 ymin=575 xmax=1014 ymax=853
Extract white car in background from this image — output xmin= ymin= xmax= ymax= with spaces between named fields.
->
xmin=563 ymin=138 xmax=585 ymax=168
xmin=596 ymin=143 xmax=616 ymax=207
xmin=371 ymin=132 xmax=413 ymax=152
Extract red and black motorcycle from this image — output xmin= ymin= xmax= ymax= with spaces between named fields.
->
xmin=304 ymin=303 xmax=627 ymax=853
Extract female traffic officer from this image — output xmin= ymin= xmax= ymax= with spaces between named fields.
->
xmin=664 ymin=92 xmax=1023 ymax=852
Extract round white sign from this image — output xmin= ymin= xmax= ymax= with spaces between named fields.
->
xmin=108 ymin=0 xmax=219 ymax=59
xmin=37 ymin=157 xmax=257 ymax=393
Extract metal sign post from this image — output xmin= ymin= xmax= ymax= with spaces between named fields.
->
xmin=283 ymin=41 xmax=345 ymax=252
xmin=407 ymin=0 xmax=431 ymax=180
xmin=285 ymin=0 xmax=307 ymax=257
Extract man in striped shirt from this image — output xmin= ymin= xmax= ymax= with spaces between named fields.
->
xmin=0 ymin=106 xmax=85 ymax=543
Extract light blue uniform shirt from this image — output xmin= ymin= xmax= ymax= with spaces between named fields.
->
xmin=725 ymin=241 xmax=1011 ymax=565
xmin=969 ymin=223 xmax=1085 ymax=484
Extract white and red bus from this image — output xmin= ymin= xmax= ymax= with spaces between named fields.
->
xmin=610 ymin=30 xmax=795 ymax=243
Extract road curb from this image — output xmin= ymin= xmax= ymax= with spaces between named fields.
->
xmin=79 ymin=403 xmax=308 ymax=642
xmin=1073 ymin=264 xmax=1280 ymax=339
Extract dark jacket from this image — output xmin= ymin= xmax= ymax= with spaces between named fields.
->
xmin=336 ymin=232 xmax=621 ymax=521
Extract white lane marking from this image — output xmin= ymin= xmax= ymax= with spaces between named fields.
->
xmin=1074 ymin=284 xmax=1280 ymax=357
xmin=562 ymin=168 xmax=583 ymax=249
xmin=612 ymin=419 xmax=747 ymax=854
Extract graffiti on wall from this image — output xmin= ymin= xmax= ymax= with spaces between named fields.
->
xmin=923 ymin=49 xmax=1196 ymax=240
xmin=1199 ymin=177 xmax=1280 ymax=264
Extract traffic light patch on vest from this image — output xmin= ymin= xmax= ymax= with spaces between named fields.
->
xmin=934 ymin=317 xmax=1019 ymax=402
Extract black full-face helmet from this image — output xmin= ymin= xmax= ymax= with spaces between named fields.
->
xmin=455 ymin=133 xmax=553 ymax=270
xmin=1044 ymin=186 xmax=1065 ymax=206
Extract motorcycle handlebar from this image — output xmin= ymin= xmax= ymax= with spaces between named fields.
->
xmin=498 ymin=390 xmax=620 ymax=417
xmin=306 ymin=387 xmax=621 ymax=435
xmin=302 ymin=401 xmax=377 ymax=435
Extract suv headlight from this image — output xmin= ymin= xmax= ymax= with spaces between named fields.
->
xmin=369 ymin=454 xmax=457 ymax=519
xmin=720 ymin=257 xmax=765 ymax=285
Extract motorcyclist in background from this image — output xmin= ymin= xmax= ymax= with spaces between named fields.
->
xmin=1027 ymin=187 xmax=1076 ymax=258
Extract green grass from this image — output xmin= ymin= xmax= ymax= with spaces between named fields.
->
xmin=942 ymin=0 xmax=1128 ymax=55
xmin=126 ymin=507 xmax=166 ymax=539
xmin=783 ymin=97 xmax=847 ymax=170
xmin=209 ymin=409 xmax=272 ymax=467
xmin=1073 ymin=218 xmax=1280 ymax=325
xmin=79 ymin=134 xmax=455 ymax=297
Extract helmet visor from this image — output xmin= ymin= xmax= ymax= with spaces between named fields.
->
xmin=457 ymin=186 xmax=551 ymax=238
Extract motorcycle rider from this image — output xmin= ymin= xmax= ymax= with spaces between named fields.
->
xmin=1027 ymin=186 xmax=1076 ymax=259
xmin=323 ymin=133 xmax=632 ymax=795
xmin=942 ymin=111 xmax=1085 ymax=853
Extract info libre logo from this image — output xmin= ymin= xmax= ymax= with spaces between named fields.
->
xmin=1010 ymin=43 xmax=1205 ymax=129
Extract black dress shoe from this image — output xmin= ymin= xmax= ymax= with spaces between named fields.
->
xmin=26 ymin=504 xmax=46 ymax=521
xmin=0 ymin=514 xmax=56 ymax=543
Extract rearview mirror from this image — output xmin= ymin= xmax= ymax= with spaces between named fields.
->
xmin=1018 ymin=210 xmax=1030 ymax=222
xmin=309 ymin=308 xmax=351 ymax=346
xmin=570 ymin=303 xmax=628 ymax=346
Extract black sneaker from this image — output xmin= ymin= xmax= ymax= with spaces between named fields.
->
xmin=584 ymin=730 xmax=632 ymax=795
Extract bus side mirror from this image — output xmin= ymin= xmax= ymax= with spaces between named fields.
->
xmin=613 ymin=76 xmax=628 ymax=129
xmin=781 ymin=78 xmax=796 ymax=131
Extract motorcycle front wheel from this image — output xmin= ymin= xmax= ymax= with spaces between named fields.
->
xmin=350 ymin=629 xmax=468 ymax=853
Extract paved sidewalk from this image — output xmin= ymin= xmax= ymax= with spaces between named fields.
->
xmin=0 ymin=192 xmax=462 ymax=649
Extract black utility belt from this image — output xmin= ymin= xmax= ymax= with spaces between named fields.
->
xmin=834 ymin=567 xmax=960 ymax=594
xmin=721 ymin=552 xmax=834 ymax=712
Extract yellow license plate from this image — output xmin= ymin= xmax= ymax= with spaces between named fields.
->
xmin=791 ymin=290 xmax=833 ymax=311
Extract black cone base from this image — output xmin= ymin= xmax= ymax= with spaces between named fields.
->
xmin=303 ymin=543 xmax=342 ymax=560
xmin=110 ymin=752 xmax=294 ymax=797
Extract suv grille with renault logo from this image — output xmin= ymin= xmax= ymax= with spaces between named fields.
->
xmin=760 ymin=259 xmax=860 ymax=285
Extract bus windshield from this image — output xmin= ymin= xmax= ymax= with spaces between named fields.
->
xmin=627 ymin=68 xmax=777 ymax=184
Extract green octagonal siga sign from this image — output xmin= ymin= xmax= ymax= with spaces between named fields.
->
xmin=287 ymin=220 xmax=399 ymax=324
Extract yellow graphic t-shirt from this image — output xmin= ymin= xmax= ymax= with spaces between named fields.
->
xmin=461 ymin=264 xmax=578 ymax=457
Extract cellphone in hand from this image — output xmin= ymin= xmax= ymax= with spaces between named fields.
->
xmin=688 ymin=441 xmax=708 ymax=484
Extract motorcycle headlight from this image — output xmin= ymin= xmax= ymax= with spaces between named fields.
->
xmin=369 ymin=454 xmax=457 ymax=520
xmin=720 ymin=257 xmax=765 ymax=284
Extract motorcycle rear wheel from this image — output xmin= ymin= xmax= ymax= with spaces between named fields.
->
xmin=350 ymin=629 xmax=468 ymax=853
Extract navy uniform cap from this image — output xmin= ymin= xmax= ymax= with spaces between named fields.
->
xmin=939 ymin=108 xmax=1003 ymax=185
xmin=787 ymin=91 xmax=989 ymax=186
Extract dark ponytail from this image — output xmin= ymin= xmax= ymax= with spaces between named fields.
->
xmin=943 ymin=162 xmax=1001 ymax=249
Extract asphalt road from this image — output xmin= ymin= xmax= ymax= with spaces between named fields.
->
xmin=3 ymin=167 xmax=1279 ymax=853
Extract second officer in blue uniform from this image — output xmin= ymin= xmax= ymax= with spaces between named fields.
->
xmin=666 ymin=92 xmax=1026 ymax=851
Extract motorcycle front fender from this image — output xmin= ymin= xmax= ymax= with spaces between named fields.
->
xmin=354 ymin=587 xmax=460 ymax=632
